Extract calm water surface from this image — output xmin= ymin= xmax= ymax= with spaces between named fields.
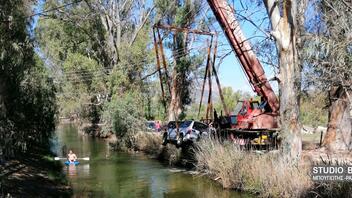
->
xmin=53 ymin=124 xmax=248 ymax=198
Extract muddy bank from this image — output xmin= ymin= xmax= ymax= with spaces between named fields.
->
xmin=0 ymin=149 xmax=72 ymax=197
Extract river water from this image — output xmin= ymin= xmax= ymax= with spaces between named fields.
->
xmin=53 ymin=124 xmax=247 ymax=197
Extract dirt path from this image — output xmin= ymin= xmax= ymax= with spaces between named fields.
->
xmin=1 ymin=153 xmax=72 ymax=197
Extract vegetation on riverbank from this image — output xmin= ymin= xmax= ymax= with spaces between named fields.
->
xmin=111 ymin=131 xmax=199 ymax=167
xmin=0 ymin=1 xmax=72 ymax=196
xmin=195 ymin=138 xmax=352 ymax=198
xmin=0 ymin=1 xmax=57 ymax=159
xmin=109 ymin=131 xmax=351 ymax=197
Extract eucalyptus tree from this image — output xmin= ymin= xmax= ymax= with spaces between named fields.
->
xmin=303 ymin=0 xmax=352 ymax=151
xmin=155 ymin=0 xmax=204 ymax=121
xmin=263 ymin=0 xmax=303 ymax=159
xmin=36 ymin=0 xmax=155 ymax=135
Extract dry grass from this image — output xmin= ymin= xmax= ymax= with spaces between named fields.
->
xmin=132 ymin=132 xmax=184 ymax=165
xmin=195 ymin=138 xmax=313 ymax=197
xmin=132 ymin=131 xmax=162 ymax=155
xmin=113 ymin=131 xmax=182 ymax=165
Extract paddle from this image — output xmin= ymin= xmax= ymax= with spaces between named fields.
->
xmin=54 ymin=157 xmax=90 ymax=161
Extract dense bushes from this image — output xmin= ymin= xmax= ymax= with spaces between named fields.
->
xmin=101 ymin=91 xmax=145 ymax=137
xmin=0 ymin=1 xmax=57 ymax=158
xmin=0 ymin=55 xmax=57 ymax=158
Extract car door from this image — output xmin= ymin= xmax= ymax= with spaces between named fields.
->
xmin=167 ymin=122 xmax=177 ymax=140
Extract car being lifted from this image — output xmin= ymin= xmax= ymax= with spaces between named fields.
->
xmin=162 ymin=120 xmax=211 ymax=148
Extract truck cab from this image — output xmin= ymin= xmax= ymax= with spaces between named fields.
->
xmin=229 ymin=99 xmax=261 ymax=129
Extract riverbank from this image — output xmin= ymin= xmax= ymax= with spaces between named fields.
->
xmin=73 ymin=121 xmax=352 ymax=197
xmin=116 ymin=131 xmax=352 ymax=197
xmin=0 ymin=148 xmax=72 ymax=197
xmin=195 ymin=139 xmax=352 ymax=198
xmin=74 ymin=122 xmax=188 ymax=166
xmin=111 ymin=131 xmax=183 ymax=165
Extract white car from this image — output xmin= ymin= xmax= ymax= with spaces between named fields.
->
xmin=162 ymin=120 xmax=210 ymax=148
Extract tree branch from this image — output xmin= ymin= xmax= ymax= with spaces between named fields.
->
xmin=129 ymin=6 xmax=154 ymax=47
xmin=263 ymin=0 xmax=281 ymax=33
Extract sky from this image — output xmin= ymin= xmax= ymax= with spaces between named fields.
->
xmin=31 ymin=0 xmax=278 ymax=96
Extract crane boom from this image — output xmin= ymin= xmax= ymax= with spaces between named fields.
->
xmin=207 ymin=0 xmax=279 ymax=114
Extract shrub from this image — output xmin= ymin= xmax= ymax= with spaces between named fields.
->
xmin=101 ymin=91 xmax=145 ymax=137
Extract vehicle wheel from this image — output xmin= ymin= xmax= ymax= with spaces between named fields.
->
xmin=162 ymin=132 xmax=168 ymax=146
xmin=176 ymin=134 xmax=184 ymax=148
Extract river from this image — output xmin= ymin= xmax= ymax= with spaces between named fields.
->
xmin=52 ymin=123 xmax=247 ymax=197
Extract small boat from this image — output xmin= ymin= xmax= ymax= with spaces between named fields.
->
xmin=64 ymin=160 xmax=80 ymax=166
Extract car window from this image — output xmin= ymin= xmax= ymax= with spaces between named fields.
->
xmin=180 ymin=121 xmax=192 ymax=128
xmin=148 ymin=123 xmax=155 ymax=128
xmin=193 ymin=122 xmax=208 ymax=131
xmin=199 ymin=122 xmax=208 ymax=129
xmin=168 ymin=122 xmax=175 ymax=128
xmin=168 ymin=121 xmax=182 ymax=129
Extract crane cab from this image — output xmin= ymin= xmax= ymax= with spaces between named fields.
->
xmin=229 ymin=99 xmax=262 ymax=129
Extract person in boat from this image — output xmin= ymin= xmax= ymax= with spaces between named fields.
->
xmin=67 ymin=150 xmax=77 ymax=162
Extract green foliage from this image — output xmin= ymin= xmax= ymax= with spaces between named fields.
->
xmin=56 ymin=52 xmax=106 ymax=121
xmin=36 ymin=1 xmax=155 ymax=129
xmin=142 ymin=81 xmax=166 ymax=121
xmin=184 ymin=103 xmax=206 ymax=120
xmin=101 ymin=91 xmax=145 ymax=137
xmin=213 ymin=87 xmax=244 ymax=113
xmin=300 ymin=92 xmax=328 ymax=127
xmin=63 ymin=53 xmax=103 ymax=92
xmin=0 ymin=0 xmax=58 ymax=157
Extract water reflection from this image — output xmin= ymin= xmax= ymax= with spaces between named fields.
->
xmin=67 ymin=164 xmax=77 ymax=176
xmin=65 ymin=164 xmax=90 ymax=177
xmin=55 ymin=124 xmax=249 ymax=198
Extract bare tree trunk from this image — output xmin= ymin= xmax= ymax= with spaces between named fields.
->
xmin=168 ymin=70 xmax=183 ymax=121
xmin=99 ymin=1 xmax=120 ymax=67
xmin=167 ymin=32 xmax=188 ymax=121
xmin=264 ymin=0 xmax=302 ymax=159
xmin=323 ymin=86 xmax=352 ymax=151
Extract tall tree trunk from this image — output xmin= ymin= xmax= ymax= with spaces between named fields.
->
xmin=264 ymin=0 xmax=302 ymax=159
xmin=323 ymin=86 xmax=352 ymax=151
xmin=168 ymin=33 xmax=187 ymax=121
xmin=168 ymin=70 xmax=183 ymax=121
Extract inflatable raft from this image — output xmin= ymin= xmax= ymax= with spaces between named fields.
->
xmin=64 ymin=160 xmax=80 ymax=166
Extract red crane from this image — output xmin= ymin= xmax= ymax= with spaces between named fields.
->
xmin=207 ymin=0 xmax=280 ymax=147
